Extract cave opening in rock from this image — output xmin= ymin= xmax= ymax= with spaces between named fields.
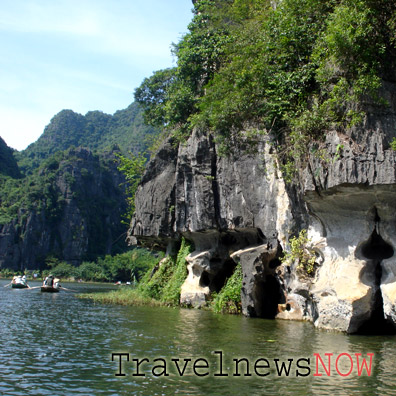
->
xmin=200 ymin=271 xmax=210 ymax=288
xmin=254 ymin=275 xmax=284 ymax=319
xmin=210 ymin=259 xmax=237 ymax=292
xmin=356 ymin=226 xmax=396 ymax=335
xmin=361 ymin=229 xmax=394 ymax=261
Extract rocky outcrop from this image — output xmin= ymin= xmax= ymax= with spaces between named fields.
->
xmin=129 ymin=84 xmax=396 ymax=334
xmin=0 ymin=148 xmax=127 ymax=270
xmin=298 ymin=130 xmax=396 ymax=332
xmin=129 ymin=129 xmax=299 ymax=313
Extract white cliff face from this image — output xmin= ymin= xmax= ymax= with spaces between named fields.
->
xmin=298 ymin=112 xmax=396 ymax=333
xmin=303 ymin=186 xmax=394 ymax=332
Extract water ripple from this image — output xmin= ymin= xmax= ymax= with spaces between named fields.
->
xmin=1 ymin=280 xmax=396 ymax=395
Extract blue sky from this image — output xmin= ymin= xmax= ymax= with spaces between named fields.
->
xmin=0 ymin=0 xmax=194 ymax=150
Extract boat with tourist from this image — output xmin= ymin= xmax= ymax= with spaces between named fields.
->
xmin=11 ymin=275 xmax=29 ymax=289
xmin=41 ymin=275 xmax=61 ymax=293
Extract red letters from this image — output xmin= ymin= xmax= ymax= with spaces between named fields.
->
xmin=355 ymin=353 xmax=374 ymax=376
xmin=314 ymin=353 xmax=373 ymax=377
xmin=314 ymin=353 xmax=333 ymax=376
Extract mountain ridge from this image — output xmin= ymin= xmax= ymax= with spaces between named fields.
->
xmin=0 ymin=102 xmax=159 ymax=270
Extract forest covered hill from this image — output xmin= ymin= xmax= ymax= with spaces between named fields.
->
xmin=0 ymin=103 xmax=159 ymax=270
xmin=16 ymin=102 xmax=156 ymax=174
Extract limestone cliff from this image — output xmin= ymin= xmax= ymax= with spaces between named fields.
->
xmin=0 ymin=148 xmax=127 ymax=270
xmin=129 ymin=81 xmax=396 ymax=334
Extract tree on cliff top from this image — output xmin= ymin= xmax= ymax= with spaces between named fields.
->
xmin=135 ymin=0 xmax=396 ymax=159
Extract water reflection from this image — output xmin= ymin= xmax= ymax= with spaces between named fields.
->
xmin=1 ymin=280 xmax=395 ymax=396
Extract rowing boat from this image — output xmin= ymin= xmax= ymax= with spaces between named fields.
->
xmin=40 ymin=286 xmax=60 ymax=293
xmin=11 ymin=283 xmax=28 ymax=289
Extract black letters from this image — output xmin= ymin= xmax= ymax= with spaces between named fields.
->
xmin=213 ymin=350 xmax=228 ymax=377
xmin=111 ymin=353 xmax=318 ymax=378
xmin=274 ymin=359 xmax=293 ymax=377
xmin=296 ymin=358 xmax=311 ymax=377
xmin=193 ymin=358 xmax=209 ymax=377
xmin=254 ymin=358 xmax=270 ymax=377
xmin=132 ymin=358 xmax=149 ymax=377
xmin=152 ymin=358 xmax=169 ymax=377
xmin=112 ymin=353 xmax=129 ymax=377
xmin=233 ymin=358 xmax=252 ymax=377
xmin=172 ymin=358 xmax=191 ymax=376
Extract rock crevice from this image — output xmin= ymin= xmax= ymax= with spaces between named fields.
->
xmin=130 ymin=108 xmax=396 ymax=333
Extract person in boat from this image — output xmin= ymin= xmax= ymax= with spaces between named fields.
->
xmin=10 ymin=275 xmax=28 ymax=288
xmin=12 ymin=276 xmax=23 ymax=285
xmin=43 ymin=275 xmax=54 ymax=287
xmin=42 ymin=275 xmax=62 ymax=290
xmin=54 ymin=278 xmax=61 ymax=289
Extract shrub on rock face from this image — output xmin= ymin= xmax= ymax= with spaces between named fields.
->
xmin=282 ymin=229 xmax=317 ymax=276
xmin=138 ymin=238 xmax=192 ymax=305
xmin=211 ymin=263 xmax=243 ymax=314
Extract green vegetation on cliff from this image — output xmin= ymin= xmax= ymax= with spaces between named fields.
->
xmin=0 ymin=147 xmax=129 ymax=263
xmin=0 ymin=103 xmax=160 ymax=270
xmin=211 ymin=263 xmax=242 ymax=314
xmin=138 ymin=238 xmax=192 ymax=305
xmin=80 ymin=239 xmax=192 ymax=307
xmin=136 ymin=0 xmax=396 ymax=164
xmin=116 ymin=151 xmax=147 ymax=223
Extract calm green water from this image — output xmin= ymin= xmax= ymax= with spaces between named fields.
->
xmin=1 ymin=280 xmax=395 ymax=396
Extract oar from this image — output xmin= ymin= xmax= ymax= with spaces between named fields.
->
xmin=3 ymin=282 xmax=12 ymax=288
xmin=27 ymin=286 xmax=41 ymax=290
xmin=59 ymin=286 xmax=77 ymax=292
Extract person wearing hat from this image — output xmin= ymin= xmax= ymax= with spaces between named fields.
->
xmin=54 ymin=278 xmax=61 ymax=290
xmin=43 ymin=275 xmax=54 ymax=287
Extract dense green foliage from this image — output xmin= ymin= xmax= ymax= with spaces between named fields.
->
xmin=136 ymin=0 xmax=396 ymax=166
xmin=116 ymin=152 xmax=147 ymax=222
xmin=137 ymin=238 xmax=193 ymax=305
xmin=211 ymin=263 xmax=242 ymax=314
xmin=65 ymin=249 xmax=159 ymax=282
xmin=78 ymin=241 xmax=192 ymax=307
xmin=135 ymin=0 xmax=232 ymax=139
xmin=80 ymin=239 xmax=193 ymax=307
xmin=6 ymin=248 xmax=160 ymax=283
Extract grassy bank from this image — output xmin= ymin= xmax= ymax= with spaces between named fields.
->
xmin=79 ymin=238 xmax=243 ymax=315
xmin=79 ymin=287 xmax=165 ymax=307
xmin=79 ymin=238 xmax=193 ymax=307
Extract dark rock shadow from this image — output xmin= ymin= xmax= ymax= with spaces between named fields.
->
xmin=352 ymin=224 xmax=395 ymax=335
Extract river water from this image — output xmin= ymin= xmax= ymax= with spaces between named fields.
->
xmin=1 ymin=280 xmax=395 ymax=395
